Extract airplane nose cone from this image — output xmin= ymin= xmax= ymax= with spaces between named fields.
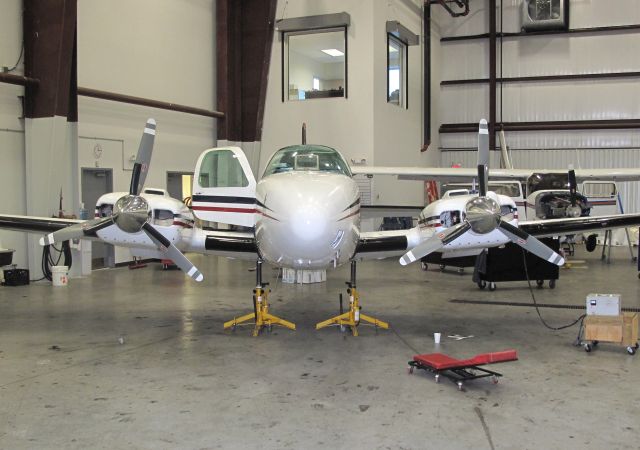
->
xmin=255 ymin=172 xmax=359 ymax=268
xmin=291 ymin=203 xmax=327 ymax=241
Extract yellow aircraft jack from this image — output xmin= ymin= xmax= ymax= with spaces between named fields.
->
xmin=224 ymin=260 xmax=295 ymax=336
xmin=316 ymin=261 xmax=389 ymax=336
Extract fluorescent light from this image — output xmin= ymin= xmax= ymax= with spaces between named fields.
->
xmin=321 ymin=48 xmax=344 ymax=57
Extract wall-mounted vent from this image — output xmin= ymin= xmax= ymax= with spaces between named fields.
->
xmin=522 ymin=0 xmax=569 ymax=32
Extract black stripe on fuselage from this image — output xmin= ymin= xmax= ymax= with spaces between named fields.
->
xmin=192 ymin=195 xmax=256 ymax=205
xmin=342 ymin=198 xmax=360 ymax=212
xmin=205 ymin=235 xmax=258 ymax=253
xmin=355 ymin=235 xmax=408 ymax=253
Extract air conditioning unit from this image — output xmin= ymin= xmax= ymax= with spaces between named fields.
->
xmin=522 ymin=0 xmax=569 ymax=32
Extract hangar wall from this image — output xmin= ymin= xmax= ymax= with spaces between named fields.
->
xmin=261 ymin=0 xmax=434 ymax=209
xmin=0 ymin=0 xmax=218 ymax=268
xmin=0 ymin=0 xmax=28 ymax=268
xmin=435 ymin=0 xmax=640 ymax=211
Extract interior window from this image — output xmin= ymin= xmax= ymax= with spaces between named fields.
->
xmin=387 ymin=34 xmax=406 ymax=107
xmin=198 ymin=150 xmax=248 ymax=188
xmin=285 ymin=28 xmax=346 ymax=101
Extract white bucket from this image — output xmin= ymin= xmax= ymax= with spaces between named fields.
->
xmin=52 ymin=266 xmax=69 ymax=287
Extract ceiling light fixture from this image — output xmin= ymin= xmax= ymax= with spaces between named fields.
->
xmin=321 ymin=48 xmax=344 ymax=57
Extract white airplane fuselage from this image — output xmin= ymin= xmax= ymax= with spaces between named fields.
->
xmin=255 ymin=171 xmax=360 ymax=269
xmin=93 ymin=191 xmax=194 ymax=257
xmin=417 ymin=191 xmax=518 ymax=258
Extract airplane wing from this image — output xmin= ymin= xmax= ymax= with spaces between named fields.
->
xmin=352 ymin=229 xmax=417 ymax=260
xmin=190 ymin=228 xmax=258 ymax=261
xmin=0 ymin=214 xmax=97 ymax=237
xmin=519 ymin=213 xmax=640 ymax=238
xmin=360 ymin=205 xmax=423 ymax=219
xmin=352 ymin=167 xmax=640 ymax=183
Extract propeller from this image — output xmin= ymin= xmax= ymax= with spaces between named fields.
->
xmin=400 ymin=119 xmax=565 ymax=267
xmin=477 ymin=119 xmax=489 ymax=197
xmin=39 ymin=119 xmax=204 ymax=282
xmin=566 ymin=166 xmax=581 ymax=218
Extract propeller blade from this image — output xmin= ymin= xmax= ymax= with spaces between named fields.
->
xmin=568 ymin=168 xmax=578 ymax=207
xmin=141 ymin=222 xmax=204 ymax=282
xmin=400 ymin=222 xmax=471 ymax=266
xmin=497 ymin=221 xmax=565 ymax=266
xmin=39 ymin=216 xmax=115 ymax=246
xmin=477 ymin=119 xmax=489 ymax=196
xmin=130 ymin=118 xmax=156 ymax=196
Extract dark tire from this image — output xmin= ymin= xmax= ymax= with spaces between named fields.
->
xmin=584 ymin=343 xmax=592 ymax=353
xmin=536 ymin=280 xmax=544 ymax=288
xmin=549 ymin=279 xmax=556 ymax=289
xmin=627 ymin=346 xmax=636 ymax=355
xmin=489 ymin=282 xmax=496 ymax=291
xmin=439 ymin=264 xmax=446 ymax=271
xmin=421 ymin=262 xmax=428 ymax=271
xmin=478 ymin=280 xmax=487 ymax=289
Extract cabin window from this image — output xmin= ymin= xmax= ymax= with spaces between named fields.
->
xmin=582 ymin=182 xmax=616 ymax=198
xmin=198 ymin=150 xmax=249 ymax=188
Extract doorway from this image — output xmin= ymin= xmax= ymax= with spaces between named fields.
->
xmin=167 ymin=172 xmax=194 ymax=202
xmin=81 ymin=168 xmax=114 ymax=269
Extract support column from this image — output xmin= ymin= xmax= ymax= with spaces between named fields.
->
xmin=24 ymin=0 xmax=80 ymax=278
xmin=216 ymin=0 xmax=277 ymax=175
xmin=489 ymin=0 xmax=497 ymax=150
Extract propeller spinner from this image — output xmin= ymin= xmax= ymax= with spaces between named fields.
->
xmin=400 ymin=119 xmax=565 ymax=267
xmin=39 ymin=119 xmax=204 ymax=282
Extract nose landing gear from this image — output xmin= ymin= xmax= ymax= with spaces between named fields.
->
xmin=223 ymin=259 xmax=296 ymax=336
xmin=316 ymin=261 xmax=389 ymax=336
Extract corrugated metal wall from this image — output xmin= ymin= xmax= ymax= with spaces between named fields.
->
xmin=434 ymin=0 xmax=640 ymax=211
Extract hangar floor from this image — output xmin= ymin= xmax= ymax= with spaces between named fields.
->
xmin=0 ymin=245 xmax=638 ymax=449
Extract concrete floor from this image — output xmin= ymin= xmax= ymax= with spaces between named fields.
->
xmin=0 ymin=245 xmax=638 ymax=449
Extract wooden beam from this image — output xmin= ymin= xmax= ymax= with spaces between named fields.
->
xmin=23 ymin=0 xmax=77 ymax=119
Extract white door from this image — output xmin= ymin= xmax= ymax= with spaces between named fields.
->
xmin=191 ymin=147 xmax=257 ymax=227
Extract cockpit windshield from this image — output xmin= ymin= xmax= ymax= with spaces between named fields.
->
xmin=263 ymin=145 xmax=352 ymax=177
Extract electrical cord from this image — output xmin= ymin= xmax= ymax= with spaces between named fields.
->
xmin=4 ymin=45 xmax=24 ymax=73
xmin=37 ymin=241 xmax=72 ymax=282
xmin=521 ymin=248 xmax=586 ymax=334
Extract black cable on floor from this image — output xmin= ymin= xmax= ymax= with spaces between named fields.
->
xmin=390 ymin=325 xmax=420 ymax=354
xmin=521 ymin=248 xmax=585 ymax=332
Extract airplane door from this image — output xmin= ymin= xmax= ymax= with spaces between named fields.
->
xmin=81 ymin=168 xmax=114 ymax=269
xmin=191 ymin=147 xmax=257 ymax=227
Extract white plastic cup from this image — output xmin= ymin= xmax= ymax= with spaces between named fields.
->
xmin=434 ymin=332 xmax=441 ymax=344
xmin=51 ymin=266 xmax=69 ymax=287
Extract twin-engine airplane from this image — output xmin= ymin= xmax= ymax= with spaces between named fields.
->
xmin=2 ymin=119 xmax=640 ymax=336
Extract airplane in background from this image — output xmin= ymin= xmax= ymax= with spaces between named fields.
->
xmin=2 ymin=119 xmax=640 ymax=337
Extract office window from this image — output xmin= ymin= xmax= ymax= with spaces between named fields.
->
xmin=387 ymin=34 xmax=407 ymax=108
xmin=284 ymin=28 xmax=347 ymax=101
